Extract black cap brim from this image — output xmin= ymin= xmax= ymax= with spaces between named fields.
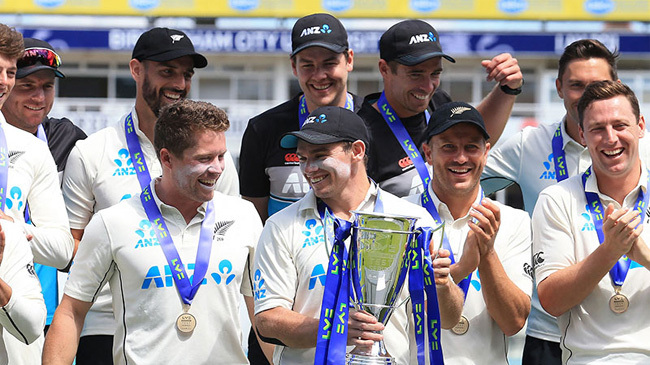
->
xmin=144 ymin=49 xmax=208 ymax=68
xmin=290 ymin=42 xmax=348 ymax=58
xmin=280 ymin=130 xmax=354 ymax=149
xmin=396 ymin=51 xmax=456 ymax=66
xmin=17 ymin=65 xmax=65 ymax=79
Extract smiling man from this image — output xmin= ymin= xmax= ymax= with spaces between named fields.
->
xmin=360 ymin=19 xmax=524 ymax=197
xmin=239 ymin=13 xmax=362 ymax=223
xmin=61 ymin=27 xmax=238 ymax=364
xmin=406 ymin=102 xmax=532 ymax=364
xmin=534 ymin=80 xmax=650 ymax=364
xmin=44 ymin=100 xmax=261 ymax=365
xmin=253 ymin=106 xmax=463 ymax=365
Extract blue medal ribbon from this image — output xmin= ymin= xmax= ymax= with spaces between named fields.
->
xmin=140 ymin=185 xmax=215 ymax=305
xmin=408 ymin=226 xmax=445 ymax=365
xmin=0 ymin=124 xmax=7 ymax=212
xmin=552 ymin=124 xmax=569 ymax=182
xmin=582 ymin=167 xmax=650 ymax=287
xmin=124 ymin=113 xmax=153 ymax=190
xmin=314 ymin=190 xmax=383 ymax=365
xmin=377 ymin=91 xmax=431 ymax=188
xmin=298 ymin=92 xmax=354 ymax=128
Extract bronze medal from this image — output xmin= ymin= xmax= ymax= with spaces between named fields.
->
xmin=609 ymin=293 xmax=629 ymax=314
xmin=451 ymin=315 xmax=469 ymax=335
xmin=176 ymin=312 xmax=197 ymax=333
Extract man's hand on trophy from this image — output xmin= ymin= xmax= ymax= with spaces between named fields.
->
xmin=347 ymin=309 xmax=384 ymax=348
xmin=430 ymin=247 xmax=453 ymax=286
xmin=468 ymin=198 xmax=500 ymax=258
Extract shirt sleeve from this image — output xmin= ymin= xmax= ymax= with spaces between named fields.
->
xmin=481 ymin=130 xmax=524 ymax=195
xmin=62 ymin=144 xmax=96 ymax=230
xmin=532 ymin=188 xmax=576 ymax=285
xmin=214 ymin=150 xmax=240 ymax=197
xmin=241 ymin=202 xmax=263 ymax=297
xmin=253 ymin=218 xmax=296 ymax=314
xmin=64 ymin=212 xmax=115 ymax=303
xmin=0 ymin=222 xmax=46 ymax=345
xmin=239 ymin=119 xmax=270 ymax=198
xmin=23 ymin=144 xmax=74 ymax=269
xmin=499 ymin=206 xmax=534 ymax=297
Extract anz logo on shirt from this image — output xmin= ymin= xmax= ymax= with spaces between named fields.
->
xmin=308 ymin=264 xmax=326 ymax=290
xmin=539 ymin=153 xmax=557 ymax=180
xmin=6 ymin=186 xmax=24 ymax=211
xmin=302 ymin=218 xmax=324 ymax=248
xmin=113 ymin=148 xmax=136 ymax=176
xmin=580 ymin=204 xmax=596 ymax=232
xmin=141 ymin=260 xmax=236 ymax=289
xmin=134 ymin=219 xmax=159 ymax=249
xmin=254 ymin=269 xmax=266 ymax=300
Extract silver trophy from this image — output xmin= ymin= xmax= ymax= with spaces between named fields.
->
xmin=346 ymin=211 xmax=442 ymax=365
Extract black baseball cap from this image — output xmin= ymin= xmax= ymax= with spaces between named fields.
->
xmin=380 ymin=20 xmax=455 ymax=66
xmin=16 ymin=38 xmax=65 ymax=79
xmin=290 ymin=13 xmax=349 ymax=57
xmin=424 ymin=101 xmax=489 ymax=143
xmin=280 ymin=106 xmax=369 ymax=149
xmin=132 ymin=27 xmax=207 ymax=68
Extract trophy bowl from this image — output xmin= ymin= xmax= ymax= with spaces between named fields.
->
xmin=346 ymin=211 xmax=419 ymax=365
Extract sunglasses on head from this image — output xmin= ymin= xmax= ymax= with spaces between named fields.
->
xmin=17 ymin=47 xmax=62 ymax=69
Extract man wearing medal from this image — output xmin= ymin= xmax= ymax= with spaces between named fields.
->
xmin=481 ymin=39 xmax=636 ymax=365
xmin=406 ymin=101 xmax=532 ymax=364
xmin=239 ymin=14 xmax=360 ymax=362
xmin=240 ymin=13 xmax=361 ymax=222
xmin=534 ymin=80 xmax=650 ymax=363
xmin=61 ymin=27 xmax=239 ymax=364
xmin=44 ymin=100 xmax=261 ymax=364
xmin=359 ymin=19 xmax=523 ymax=198
xmin=254 ymin=106 xmax=463 ymax=364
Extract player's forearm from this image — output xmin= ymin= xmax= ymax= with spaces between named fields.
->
xmin=538 ymin=243 xmax=621 ymax=317
xmin=436 ymin=280 xmax=464 ymax=329
xmin=255 ymin=307 xmax=319 ymax=348
xmin=43 ymin=296 xmax=89 ymax=365
xmin=478 ymin=251 xmax=530 ymax=336
xmin=26 ymin=226 xmax=74 ymax=269
xmin=476 ymin=84 xmax=516 ymax=144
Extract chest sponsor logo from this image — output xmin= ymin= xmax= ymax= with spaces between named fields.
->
xmin=113 ymin=148 xmax=136 ymax=176
xmin=285 ymin=153 xmax=300 ymax=165
xmin=141 ymin=260 xmax=236 ymax=289
xmin=6 ymin=186 xmax=24 ymax=211
xmin=409 ymin=175 xmax=424 ymax=197
xmin=581 ymin=204 xmax=595 ymax=231
xmin=309 ymin=264 xmax=327 ymax=290
xmin=398 ymin=156 xmax=413 ymax=170
xmin=282 ymin=172 xmax=310 ymax=195
xmin=134 ymin=219 xmax=159 ymax=249
xmin=539 ymin=153 xmax=557 ymax=180
xmin=302 ymin=218 xmax=324 ymax=248
xmin=253 ymin=269 xmax=266 ymax=299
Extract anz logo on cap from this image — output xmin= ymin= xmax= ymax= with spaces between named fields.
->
xmin=300 ymin=24 xmax=332 ymax=37
xmin=303 ymin=113 xmax=328 ymax=127
xmin=409 ymin=31 xmax=437 ymax=45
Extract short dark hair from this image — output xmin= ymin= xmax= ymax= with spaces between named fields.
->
xmin=0 ymin=24 xmax=24 ymax=60
xmin=558 ymin=39 xmax=618 ymax=81
xmin=154 ymin=100 xmax=229 ymax=158
xmin=578 ymin=80 xmax=639 ymax=128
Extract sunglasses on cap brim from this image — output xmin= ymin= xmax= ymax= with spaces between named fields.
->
xmin=17 ymin=47 xmax=62 ymax=69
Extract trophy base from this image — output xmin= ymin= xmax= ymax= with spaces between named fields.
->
xmin=346 ymin=353 xmax=395 ymax=365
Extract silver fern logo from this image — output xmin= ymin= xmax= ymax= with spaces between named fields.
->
xmin=213 ymin=221 xmax=235 ymax=241
xmin=450 ymin=106 xmax=471 ymax=117
xmin=170 ymin=35 xmax=184 ymax=43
